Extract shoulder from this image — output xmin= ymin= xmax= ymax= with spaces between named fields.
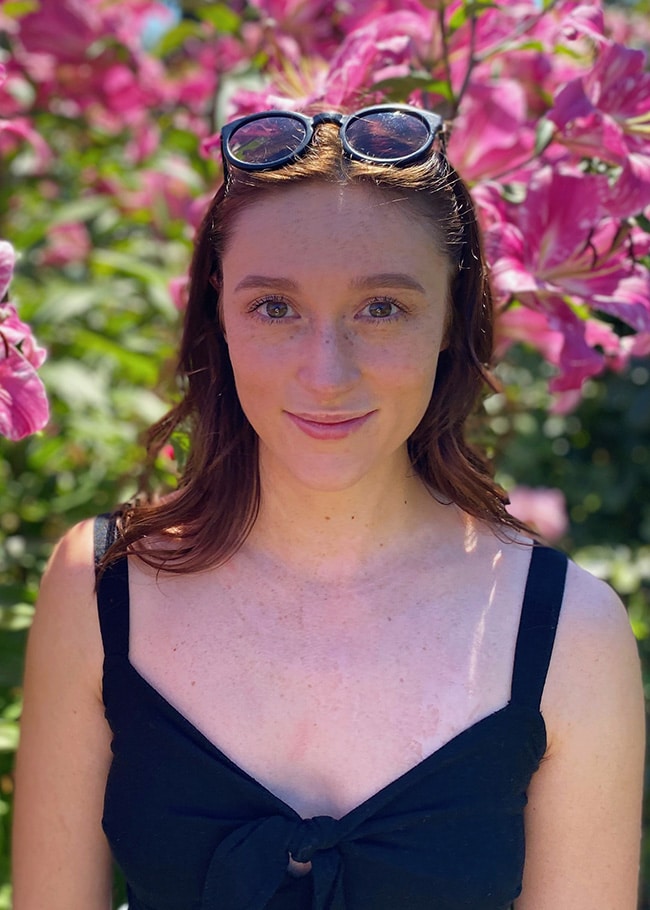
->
xmin=516 ymin=554 xmax=644 ymax=907
xmin=32 ymin=518 xmax=103 ymax=686
xmin=38 ymin=517 xmax=97 ymax=608
xmin=542 ymin=554 xmax=643 ymax=752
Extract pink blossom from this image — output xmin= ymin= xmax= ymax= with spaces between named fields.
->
xmin=479 ymin=166 xmax=650 ymax=389
xmin=604 ymin=6 xmax=650 ymax=52
xmin=1 ymin=304 xmax=47 ymax=371
xmin=548 ymin=42 xmax=650 ymax=166
xmin=0 ymin=344 xmax=50 ymax=441
xmin=315 ymin=10 xmax=435 ymax=107
xmin=228 ymin=8 xmax=435 ymax=113
xmin=506 ymin=486 xmax=569 ymax=542
xmin=0 ymin=241 xmax=14 ymax=300
xmin=168 ymin=275 xmax=189 ymax=311
xmin=12 ymin=0 xmax=171 ymax=134
xmin=449 ymin=79 xmax=536 ymax=182
xmin=248 ymin=0 xmax=342 ymax=57
xmin=39 ymin=222 xmax=92 ymax=268
xmin=0 ymin=116 xmax=52 ymax=170
xmin=124 ymin=121 xmax=161 ymax=166
xmin=0 ymin=275 xmax=49 ymax=440
xmin=485 ymin=167 xmax=650 ymax=325
xmin=18 ymin=0 xmax=104 ymax=64
xmin=115 ymin=163 xmax=201 ymax=230
xmin=558 ymin=2 xmax=607 ymax=45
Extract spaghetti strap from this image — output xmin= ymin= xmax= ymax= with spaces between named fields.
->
xmin=94 ymin=513 xmax=130 ymax=659
xmin=510 ymin=545 xmax=568 ymax=710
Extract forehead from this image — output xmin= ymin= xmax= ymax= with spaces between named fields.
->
xmin=221 ymin=182 xmax=448 ymax=280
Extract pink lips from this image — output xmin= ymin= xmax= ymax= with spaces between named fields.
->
xmin=286 ymin=411 xmax=375 ymax=440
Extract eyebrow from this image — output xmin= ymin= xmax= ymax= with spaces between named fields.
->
xmin=233 ymin=272 xmax=426 ymax=294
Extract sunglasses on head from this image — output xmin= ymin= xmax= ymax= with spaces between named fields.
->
xmin=220 ymin=104 xmax=444 ymax=180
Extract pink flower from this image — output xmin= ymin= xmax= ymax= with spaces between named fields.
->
xmin=478 ymin=166 xmax=650 ymax=390
xmin=1 ymin=303 xmax=47 ymax=372
xmin=228 ymin=8 xmax=435 ymax=113
xmin=605 ymin=7 xmax=650 ymax=51
xmin=116 ymin=163 xmax=200 ymax=230
xmin=449 ymin=79 xmax=536 ymax=182
xmin=248 ymin=0 xmax=342 ymax=57
xmin=506 ymin=486 xmax=569 ymax=542
xmin=168 ymin=275 xmax=189 ymax=311
xmin=548 ymin=42 xmax=650 ymax=166
xmin=484 ymin=167 xmax=650 ymax=323
xmin=0 ymin=116 xmax=52 ymax=171
xmin=0 ymin=342 xmax=50 ymax=441
xmin=18 ymin=0 xmax=103 ymax=64
xmin=0 ymin=241 xmax=49 ymax=441
xmin=39 ymin=222 xmax=91 ymax=268
xmin=325 ymin=10 xmax=434 ymax=107
xmin=0 ymin=240 xmax=14 ymax=300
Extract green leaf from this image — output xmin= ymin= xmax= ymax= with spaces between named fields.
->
xmin=372 ymin=74 xmax=453 ymax=103
xmin=50 ymin=196 xmax=113 ymax=226
xmin=197 ymin=3 xmax=241 ymax=33
xmin=636 ymin=213 xmax=650 ymax=234
xmin=40 ymin=360 xmax=109 ymax=409
xmin=447 ymin=5 xmax=468 ymax=31
xmin=0 ymin=723 xmax=19 ymax=754
xmin=0 ymin=605 xmax=34 ymax=632
xmin=501 ymin=182 xmax=527 ymax=204
xmin=149 ymin=20 xmax=203 ymax=57
xmin=448 ymin=0 xmax=497 ymax=32
xmin=534 ymin=118 xmax=556 ymax=156
xmin=35 ymin=286 xmax=104 ymax=325
xmin=1 ymin=0 xmax=39 ymax=18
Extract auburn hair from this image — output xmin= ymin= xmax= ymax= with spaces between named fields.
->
xmin=104 ymin=120 xmax=528 ymax=572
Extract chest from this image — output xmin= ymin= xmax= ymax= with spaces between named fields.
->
xmin=127 ymin=556 xmax=525 ymax=817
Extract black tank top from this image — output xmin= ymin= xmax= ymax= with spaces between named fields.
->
xmin=94 ymin=515 xmax=567 ymax=910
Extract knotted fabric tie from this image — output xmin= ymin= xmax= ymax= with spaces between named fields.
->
xmin=201 ymin=814 xmax=345 ymax=910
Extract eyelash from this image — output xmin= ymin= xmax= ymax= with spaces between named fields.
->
xmin=248 ymin=295 xmax=296 ymax=324
xmin=248 ymin=295 xmax=408 ymax=324
xmin=362 ymin=296 xmax=406 ymax=322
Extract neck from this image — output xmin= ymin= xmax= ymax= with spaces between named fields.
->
xmin=243 ymin=454 xmax=463 ymax=581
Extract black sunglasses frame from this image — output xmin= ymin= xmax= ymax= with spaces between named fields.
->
xmin=220 ymin=104 xmax=444 ymax=180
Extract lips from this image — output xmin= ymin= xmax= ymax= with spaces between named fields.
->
xmin=285 ymin=410 xmax=375 ymax=440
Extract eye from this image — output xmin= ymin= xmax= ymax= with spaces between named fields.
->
xmin=250 ymin=296 xmax=297 ymax=321
xmin=361 ymin=297 xmax=403 ymax=320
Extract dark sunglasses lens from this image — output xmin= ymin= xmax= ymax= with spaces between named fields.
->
xmin=345 ymin=111 xmax=430 ymax=160
xmin=227 ymin=116 xmax=308 ymax=166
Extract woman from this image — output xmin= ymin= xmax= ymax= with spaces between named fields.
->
xmin=12 ymin=105 xmax=644 ymax=909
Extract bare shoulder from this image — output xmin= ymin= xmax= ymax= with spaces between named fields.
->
xmin=516 ymin=554 xmax=644 ymax=909
xmin=32 ymin=517 xmax=102 ymax=684
xmin=13 ymin=517 xmax=114 ymax=909
xmin=542 ymin=556 xmax=643 ymax=742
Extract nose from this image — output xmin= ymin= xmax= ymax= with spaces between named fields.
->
xmin=297 ymin=320 xmax=361 ymax=395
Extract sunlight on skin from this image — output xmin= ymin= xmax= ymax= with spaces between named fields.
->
xmin=467 ymin=549 xmax=503 ymax=694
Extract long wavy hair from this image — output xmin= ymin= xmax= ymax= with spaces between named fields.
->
xmin=104 ymin=119 xmax=527 ymax=572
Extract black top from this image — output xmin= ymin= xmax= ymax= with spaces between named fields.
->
xmin=94 ymin=515 xmax=567 ymax=910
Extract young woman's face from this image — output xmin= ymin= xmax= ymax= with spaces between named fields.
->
xmin=220 ymin=181 xmax=451 ymax=493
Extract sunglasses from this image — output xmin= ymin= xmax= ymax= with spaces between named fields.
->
xmin=220 ymin=104 xmax=444 ymax=179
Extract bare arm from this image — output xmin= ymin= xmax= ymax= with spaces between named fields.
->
xmin=12 ymin=520 xmax=114 ymax=910
xmin=516 ymin=560 xmax=645 ymax=909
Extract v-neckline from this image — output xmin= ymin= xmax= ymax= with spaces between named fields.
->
xmin=119 ymin=656 xmax=544 ymax=826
